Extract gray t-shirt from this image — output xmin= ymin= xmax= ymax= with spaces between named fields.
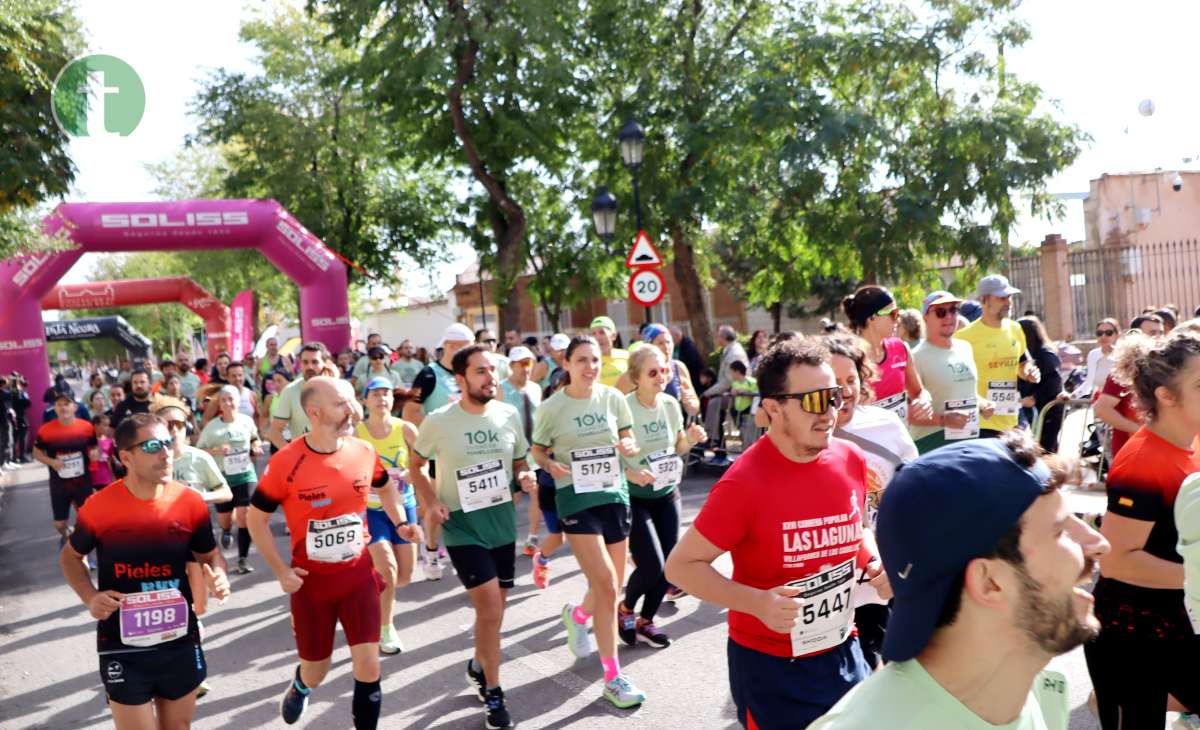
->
xmin=910 ymin=339 xmax=979 ymax=445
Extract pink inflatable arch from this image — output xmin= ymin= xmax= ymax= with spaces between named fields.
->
xmin=0 ymin=200 xmax=350 ymax=435
xmin=41 ymin=277 xmax=231 ymax=361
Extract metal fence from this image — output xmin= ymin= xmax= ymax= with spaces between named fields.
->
xmin=1006 ymin=253 xmax=1044 ymax=320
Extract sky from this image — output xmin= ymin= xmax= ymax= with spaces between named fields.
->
xmin=58 ymin=0 xmax=1200 ymax=290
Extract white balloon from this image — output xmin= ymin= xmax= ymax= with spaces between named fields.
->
xmin=1138 ymin=99 xmax=1156 ymax=117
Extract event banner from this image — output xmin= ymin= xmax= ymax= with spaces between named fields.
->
xmin=230 ymin=290 xmax=254 ymax=361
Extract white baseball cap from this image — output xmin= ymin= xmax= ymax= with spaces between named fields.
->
xmin=549 ymin=333 xmax=571 ymax=351
xmin=440 ymin=323 xmax=474 ymax=345
xmin=507 ymin=346 xmax=534 ymax=362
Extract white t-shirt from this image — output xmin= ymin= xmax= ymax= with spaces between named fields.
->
xmin=837 ymin=405 xmax=918 ymax=606
xmin=1081 ymin=347 xmax=1113 ymax=397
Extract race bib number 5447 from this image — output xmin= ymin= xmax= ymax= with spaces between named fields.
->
xmin=788 ymin=559 xmax=857 ymax=657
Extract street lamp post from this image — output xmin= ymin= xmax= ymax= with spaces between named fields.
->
xmin=591 ymin=186 xmax=618 ymax=251
xmin=618 ymin=120 xmax=652 ymax=323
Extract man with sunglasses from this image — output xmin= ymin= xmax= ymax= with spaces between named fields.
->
xmin=953 ymin=275 xmax=1040 ymax=438
xmin=476 ymin=327 xmax=512 ymax=381
xmin=352 ymin=346 xmax=402 ymax=391
xmin=350 ymin=333 xmax=385 ymax=384
xmin=911 ymin=291 xmax=997 ymax=454
xmin=667 ymin=338 xmax=887 ymax=729
xmin=60 ymin=412 xmax=231 ymax=729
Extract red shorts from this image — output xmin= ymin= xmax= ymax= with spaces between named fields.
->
xmin=289 ymin=552 xmax=383 ymax=661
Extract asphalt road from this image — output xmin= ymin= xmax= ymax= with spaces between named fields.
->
xmin=0 ymin=456 xmax=1138 ymax=730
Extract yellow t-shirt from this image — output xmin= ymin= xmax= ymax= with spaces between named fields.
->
xmin=355 ymin=417 xmax=409 ymax=510
xmin=953 ymin=318 xmax=1028 ymax=432
xmin=600 ymin=349 xmax=630 ymax=388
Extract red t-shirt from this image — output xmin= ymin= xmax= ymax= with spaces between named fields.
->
xmin=34 ymin=418 xmax=97 ymax=490
xmin=692 ymin=436 xmax=868 ymax=658
xmin=252 ymin=436 xmax=387 ymax=573
xmin=70 ymin=480 xmax=216 ymax=653
xmin=1101 ymin=373 xmax=1140 ymax=456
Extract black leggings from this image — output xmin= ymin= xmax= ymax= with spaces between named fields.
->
xmin=1084 ymin=630 xmax=1200 ymax=728
xmin=624 ymin=491 xmax=681 ymax=622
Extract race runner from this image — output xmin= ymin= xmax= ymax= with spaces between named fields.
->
xmin=408 ymin=344 xmax=537 ymax=729
xmin=500 ymin=345 xmax=543 ymax=557
xmin=618 ymin=346 xmax=706 ymax=649
xmin=589 ymin=316 xmax=631 ymax=387
xmin=247 ymin=376 xmax=420 ymax=729
xmin=111 ymin=370 xmax=156 ymax=428
xmin=475 ymin=328 xmax=512 ymax=381
xmin=531 ymin=335 xmax=646 ymax=708
xmin=665 ymin=337 xmax=886 ymax=728
xmin=59 ymin=413 xmax=231 ymax=730
xmin=391 ymin=339 xmax=424 ymax=388
xmin=355 ymin=376 xmax=419 ymax=655
xmin=33 ymin=391 xmax=98 ymax=547
xmin=403 ymin=322 xmax=475 ymax=581
xmin=825 ymin=334 xmax=918 ymax=670
xmin=812 ymin=431 xmax=1109 ymax=728
xmin=531 ymin=333 xmax=568 ymax=393
xmin=613 ymin=324 xmax=701 ymax=417
xmin=530 ymin=335 xmax=573 ymax=589
xmin=267 ymin=342 xmax=328 ymax=452
xmin=841 ymin=285 xmax=933 ymax=426
xmin=953 ymin=275 xmax=1041 ymax=437
xmin=1085 ymin=329 xmax=1200 ymax=727
xmin=910 ymin=290 xmax=995 ymax=454
xmin=197 ymin=385 xmax=262 ymax=574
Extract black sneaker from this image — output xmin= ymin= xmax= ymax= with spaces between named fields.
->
xmin=220 ymin=530 xmax=233 ymax=550
xmin=465 ymin=659 xmax=487 ymax=703
xmin=617 ymin=606 xmax=637 ymax=647
xmin=237 ymin=559 xmax=254 ymax=574
xmin=279 ymin=677 xmax=309 ymax=724
xmin=635 ymin=620 xmax=672 ymax=648
xmin=484 ymin=687 xmax=513 ymax=729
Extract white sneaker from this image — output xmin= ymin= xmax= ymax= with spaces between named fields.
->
xmin=423 ymin=547 xmax=444 ymax=581
xmin=561 ymin=604 xmax=595 ymax=659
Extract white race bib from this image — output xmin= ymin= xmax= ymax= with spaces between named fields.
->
xmin=119 ymin=589 xmax=189 ymax=647
xmin=305 ymin=513 xmax=365 ymax=563
xmin=646 ymin=448 xmax=682 ymax=490
xmin=456 ymin=459 xmax=511 ymax=513
xmin=987 ymin=380 xmax=1019 ymax=416
xmin=570 ymin=446 xmax=620 ymax=493
xmin=224 ymin=447 xmax=252 ymax=475
xmin=943 ymin=398 xmax=980 ymax=440
xmin=873 ymin=391 xmax=908 ymax=423
xmin=788 ymin=558 xmax=857 ymax=656
xmin=58 ymin=452 xmax=85 ymax=479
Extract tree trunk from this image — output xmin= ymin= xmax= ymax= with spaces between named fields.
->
xmin=770 ymin=301 xmax=782 ymax=333
xmin=670 ymin=220 xmax=715 ymax=356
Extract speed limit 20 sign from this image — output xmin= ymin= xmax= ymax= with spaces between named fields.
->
xmin=628 ymin=268 xmax=666 ymax=307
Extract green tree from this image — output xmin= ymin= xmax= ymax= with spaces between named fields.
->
xmin=0 ymin=0 xmax=84 ymax=257
xmin=188 ymin=5 xmax=455 ymax=287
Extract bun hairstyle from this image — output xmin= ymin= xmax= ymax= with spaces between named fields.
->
xmin=842 ymin=285 xmax=895 ymax=332
xmin=1111 ymin=329 xmax=1200 ymax=421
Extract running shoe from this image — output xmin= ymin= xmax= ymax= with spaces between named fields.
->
xmin=1175 ymin=714 xmax=1200 ymax=730
xmin=603 ymin=674 xmax=646 ymax=709
xmin=635 ymin=621 xmax=671 ymax=648
xmin=438 ymin=545 xmax=449 ymax=561
xmin=380 ymin=625 xmax=404 ymax=655
xmin=279 ymin=676 xmax=309 ymax=724
xmin=236 ymin=559 xmax=253 ymax=574
xmin=197 ymin=680 xmax=211 ymax=698
xmin=531 ymin=552 xmax=551 ymax=589
xmin=484 ymin=687 xmax=513 ymax=729
xmin=423 ymin=547 xmax=444 ymax=581
xmin=663 ymin=585 xmax=687 ymax=603
xmin=617 ymin=605 xmax=638 ymax=647
xmin=220 ymin=529 xmax=233 ymax=550
xmin=465 ymin=659 xmax=487 ymax=702
xmin=522 ymin=535 xmax=540 ymax=557
xmin=561 ymin=604 xmax=595 ymax=658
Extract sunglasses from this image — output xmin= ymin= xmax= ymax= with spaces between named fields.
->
xmin=768 ymin=386 xmax=844 ymax=415
xmin=482 ymin=338 xmax=498 ymax=345
xmin=129 ymin=437 xmax=173 ymax=454
xmin=1096 ymin=329 xmax=1116 ymax=337
xmin=369 ymin=355 xmax=384 ymax=360
xmin=165 ymin=420 xmax=187 ymax=430
xmin=645 ymin=368 xmax=664 ymax=378
xmin=873 ymin=306 xmax=899 ymax=321
xmin=930 ymin=305 xmax=959 ymax=319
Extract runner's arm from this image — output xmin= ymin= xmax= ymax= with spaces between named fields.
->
xmin=676 ymin=365 xmax=701 ymax=416
xmin=530 ymin=359 xmax=548 ymax=384
xmin=267 ymin=417 xmax=290 ymax=450
xmin=31 ymin=445 xmax=62 ymax=472
xmin=1099 ymin=512 xmax=1184 ymax=589
xmin=60 ymin=541 xmax=100 ymax=607
xmin=1093 ymin=393 xmax=1140 ymax=435
xmin=246 ymin=505 xmax=289 ymax=579
xmin=407 ymin=450 xmax=439 ymax=514
xmin=666 ymin=526 xmax=779 ymax=618
xmin=202 ymin=484 xmax=234 ymax=504
xmin=191 ymin=546 xmax=229 ymax=583
xmin=401 ymin=401 xmax=425 ymax=427
xmin=614 ymin=371 xmax=636 ymax=394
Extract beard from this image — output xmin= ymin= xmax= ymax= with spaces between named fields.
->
xmin=467 ymin=386 xmax=495 ymax=405
xmin=1014 ymin=559 xmax=1098 ymax=655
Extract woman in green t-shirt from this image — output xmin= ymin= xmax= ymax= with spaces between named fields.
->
xmin=619 ymin=346 xmax=706 ymax=650
xmin=531 ymin=336 xmax=646 ymax=709
xmin=197 ymin=385 xmax=263 ymax=574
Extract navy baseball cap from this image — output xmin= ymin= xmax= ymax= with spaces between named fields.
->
xmin=876 ymin=438 xmax=1051 ymax=663
xmin=959 ymin=300 xmax=983 ymax=322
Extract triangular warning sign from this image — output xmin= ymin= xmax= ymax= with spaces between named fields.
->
xmin=625 ymin=230 xmax=664 ymax=268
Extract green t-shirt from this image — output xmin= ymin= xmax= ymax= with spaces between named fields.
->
xmin=357 ymin=364 xmax=402 ymax=388
xmin=531 ymin=384 xmax=634 ymax=517
xmin=500 ymin=378 xmax=542 ymax=439
xmin=910 ymin=338 xmax=980 ymax=451
xmin=420 ymin=361 xmax=462 ymax=416
xmin=270 ymin=377 xmax=310 ymax=440
xmin=412 ymin=401 xmax=529 ymax=549
xmin=810 ymin=660 xmax=1068 ymax=730
xmin=622 ymin=391 xmax=685 ymax=499
xmin=173 ymin=445 xmax=227 ymax=494
xmin=392 ymin=359 xmax=424 ymax=387
xmin=178 ymin=372 xmax=201 ymax=400
xmin=731 ymin=376 xmax=757 ymax=413
xmin=196 ymin=413 xmax=259 ymax=486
